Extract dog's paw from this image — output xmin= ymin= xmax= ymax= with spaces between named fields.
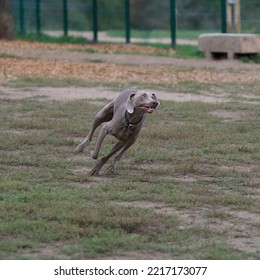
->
xmin=76 ymin=143 xmax=85 ymax=153
xmin=108 ymin=162 xmax=117 ymax=173
xmin=89 ymin=167 xmax=99 ymax=176
xmin=108 ymin=165 xmax=115 ymax=173
xmin=91 ymin=150 xmax=98 ymax=160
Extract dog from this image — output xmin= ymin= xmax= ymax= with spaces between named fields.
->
xmin=76 ymin=89 xmax=160 ymax=175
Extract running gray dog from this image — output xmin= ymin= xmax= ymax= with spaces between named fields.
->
xmin=76 ymin=89 xmax=160 ymax=175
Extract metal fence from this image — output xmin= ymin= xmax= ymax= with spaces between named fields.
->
xmin=11 ymin=0 xmax=260 ymax=47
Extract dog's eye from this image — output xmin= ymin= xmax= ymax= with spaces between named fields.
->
xmin=141 ymin=93 xmax=147 ymax=99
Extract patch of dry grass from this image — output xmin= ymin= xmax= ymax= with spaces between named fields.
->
xmin=1 ymin=57 xmax=260 ymax=85
xmin=0 ymin=39 xmax=176 ymax=55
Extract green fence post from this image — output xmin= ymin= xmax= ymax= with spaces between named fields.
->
xmin=170 ymin=0 xmax=176 ymax=49
xmin=125 ymin=0 xmax=131 ymax=44
xmin=221 ymin=0 xmax=227 ymax=33
xmin=36 ymin=0 xmax=41 ymax=35
xmin=19 ymin=0 xmax=25 ymax=35
xmin=63 ymin=0 xmax=68 ymax=36
xmin=92 ymin=0 xmax=98 ymax=42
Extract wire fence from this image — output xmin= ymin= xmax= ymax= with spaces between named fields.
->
xmin=11 ymin=0 xmax=260 ymax=46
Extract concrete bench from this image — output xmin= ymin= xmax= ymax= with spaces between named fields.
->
xmin=198 ymin=33 xmax=260 ymax=60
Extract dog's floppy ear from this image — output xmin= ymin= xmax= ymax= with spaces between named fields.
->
xmin=126 ymin=93 xmax=136 ymax=114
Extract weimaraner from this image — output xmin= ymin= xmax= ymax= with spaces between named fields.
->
xmin=76 ymin=88 xmax=160 ymax=175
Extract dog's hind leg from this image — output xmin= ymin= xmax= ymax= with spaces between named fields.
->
xmin=76 ymin=101 xmax=114 ymax=153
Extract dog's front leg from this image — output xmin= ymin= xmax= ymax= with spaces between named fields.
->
xmin=108 ymin=138 xmax=136 ymax=173
xmin=91 ymin=123 xmax=110 ymax=159
xmin=90 ymin=140 xmax=125 ymax=175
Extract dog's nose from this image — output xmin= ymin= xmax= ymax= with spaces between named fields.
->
xmin=150 ymin=93 xmax=160 ymax=107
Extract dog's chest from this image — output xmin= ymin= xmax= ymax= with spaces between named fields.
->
xmin=112 ymin=124 xmax=140 ymax=141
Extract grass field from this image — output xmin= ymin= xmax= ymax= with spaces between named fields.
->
xmin=0 ymin=80 xmax=259 ymax=259
xmin=0 ymin=40 xmax=259 ymax=259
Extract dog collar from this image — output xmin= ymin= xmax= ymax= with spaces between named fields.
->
xmin=124 ymin=111 xmax=143 ymax=129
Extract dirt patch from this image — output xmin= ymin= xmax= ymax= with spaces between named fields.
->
xmin=114 ymin=200 xmax=176 ymax=216
xmin=210 ymin=110 xmax=253 ymax=121
xmin=220 ymin=164 xmax=257 ymax=173
xmin=0 ymin=86 xmax=231 ymax=104
xmin=114 ymin=199 xmax=260 ymax=254
xmin=104 ymin=249 xmax=172 ymax=260
xmin=21 ymin=244 xmax=69 ymax=260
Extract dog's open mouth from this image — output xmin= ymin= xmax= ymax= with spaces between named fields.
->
xmin=139 ymin=104 xmax=157 ymax=113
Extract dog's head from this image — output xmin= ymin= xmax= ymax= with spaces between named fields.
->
xmin=126 ymin=90 xmax=160 ymax=114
